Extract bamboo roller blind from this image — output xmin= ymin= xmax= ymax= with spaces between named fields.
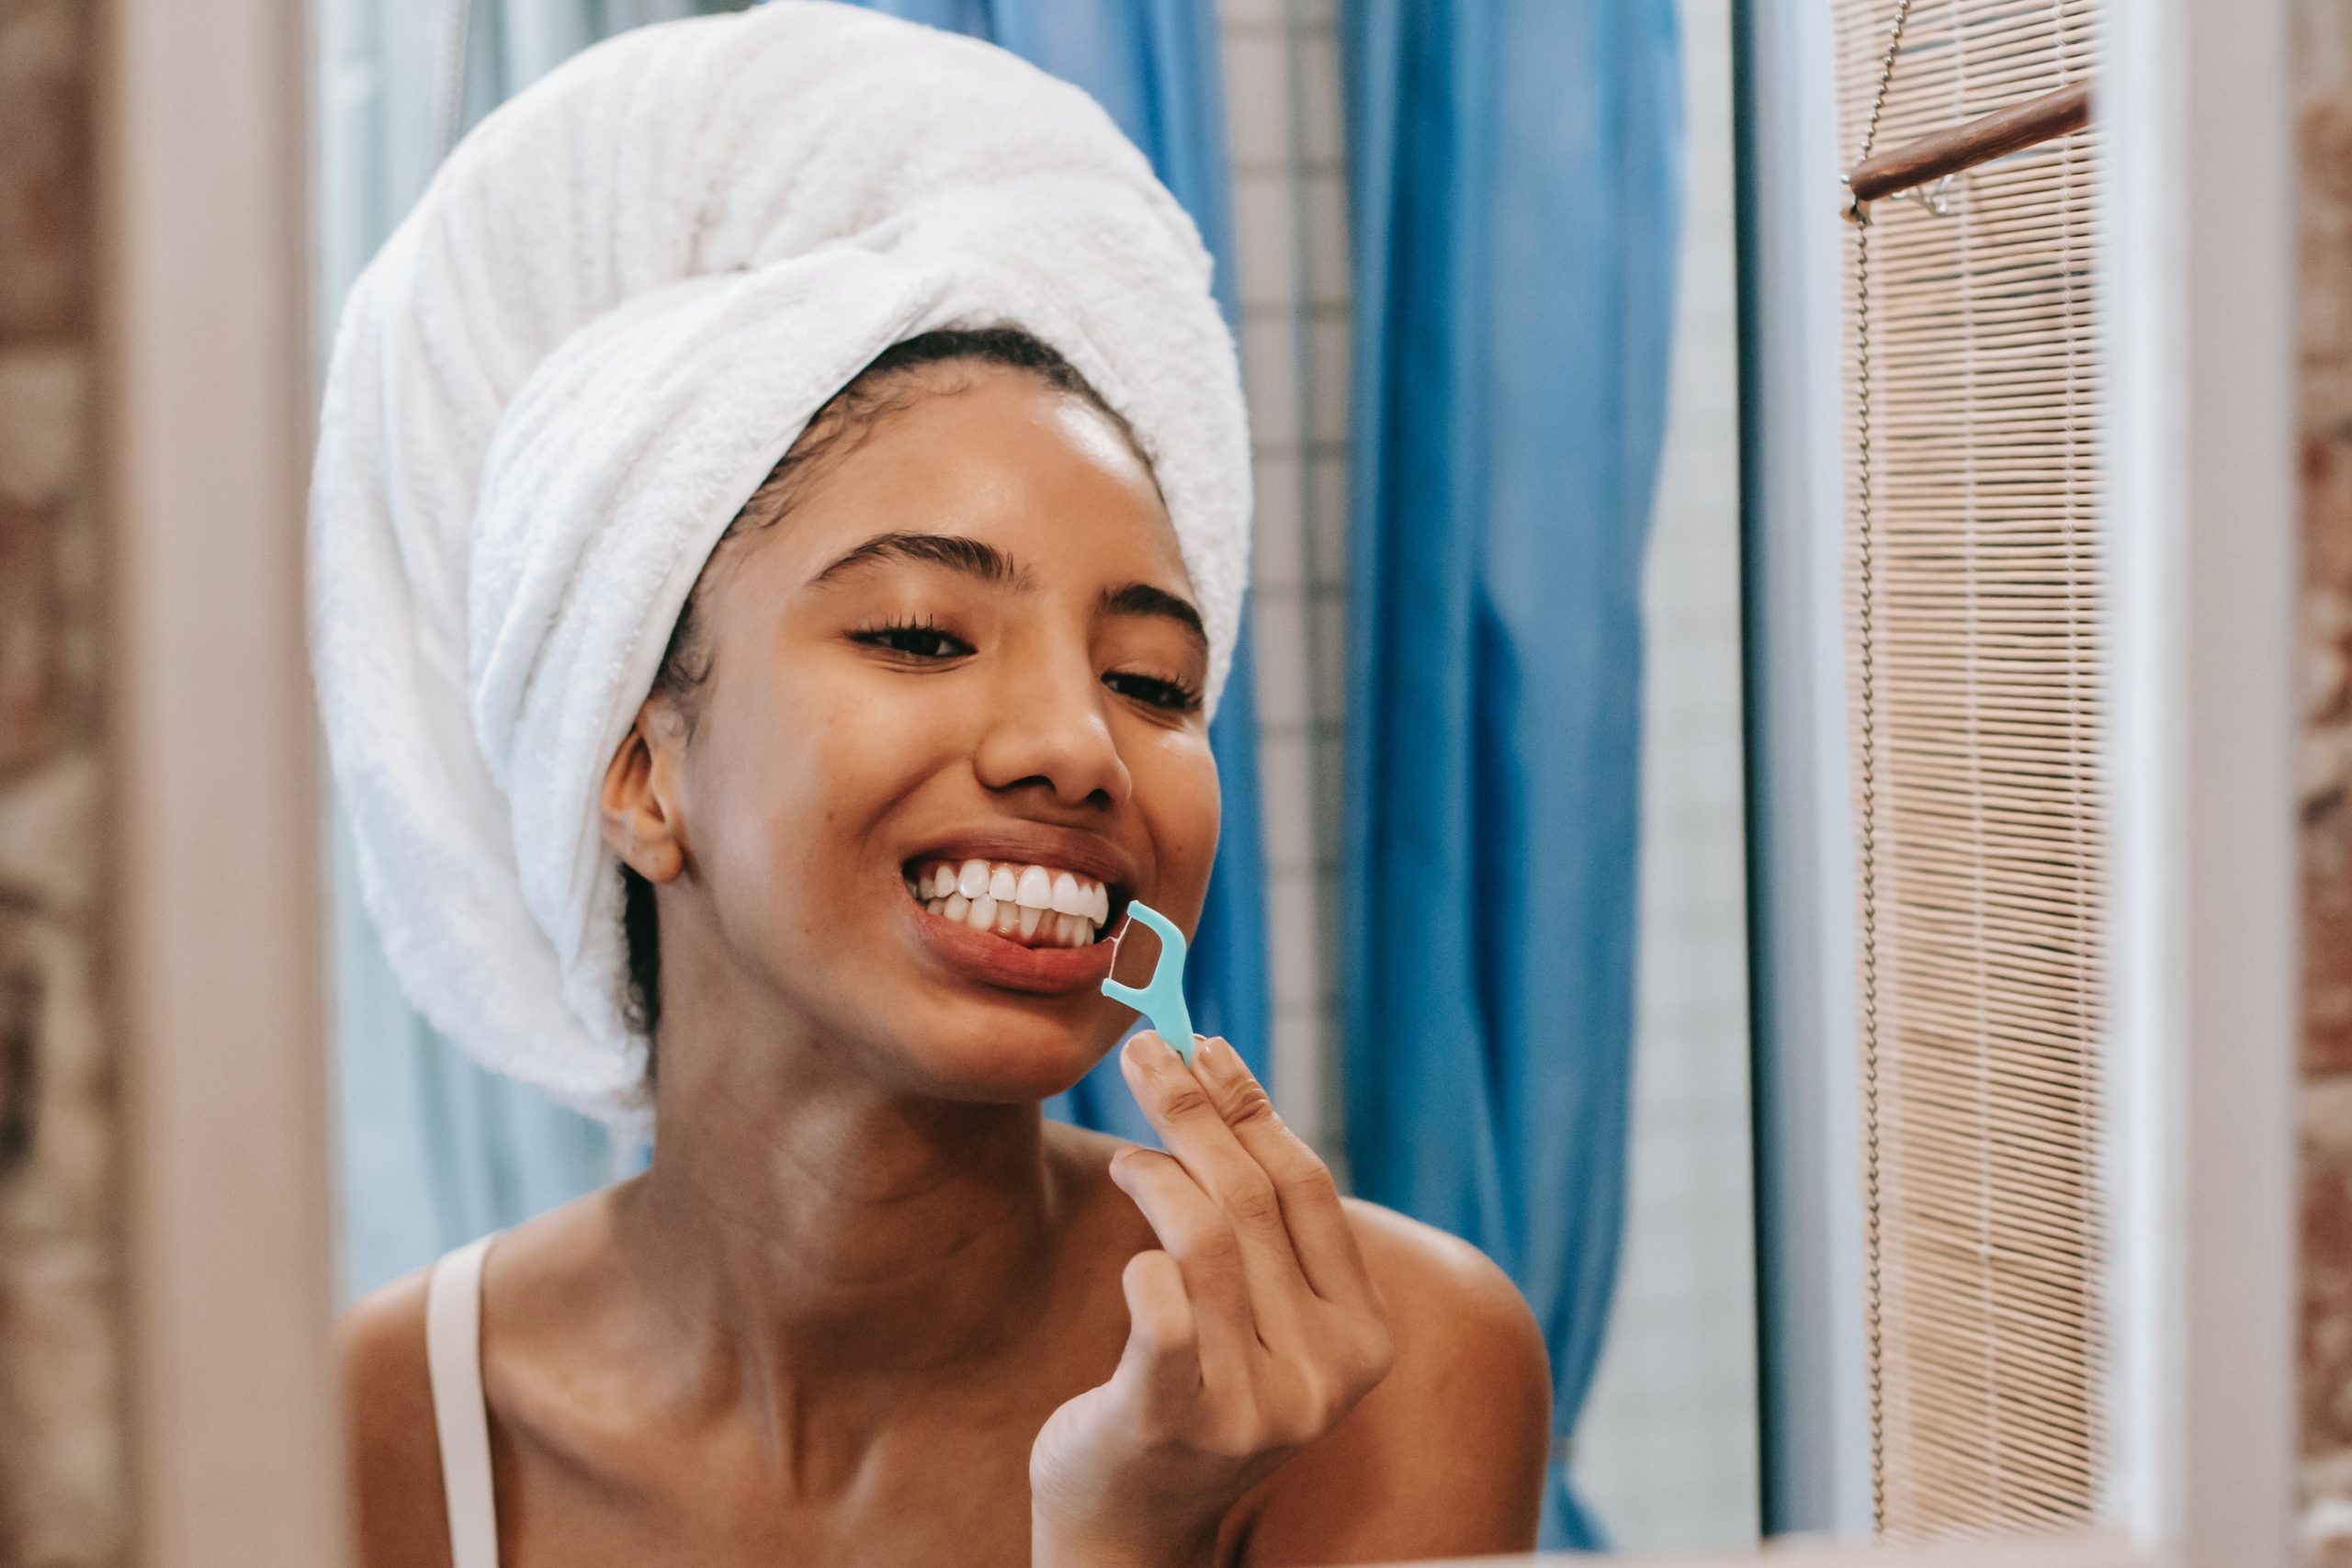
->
xmin=1831 ymin=0 xmax=2103 ymax=1540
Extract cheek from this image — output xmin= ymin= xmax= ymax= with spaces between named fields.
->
xmin=689 ymin=663 xmax=946 ymax=921
xmin=1133 ymin=731 xmax=1222 ymax=919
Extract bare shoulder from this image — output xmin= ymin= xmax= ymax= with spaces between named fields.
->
xmin=1239 ymin=1198 xmax=1553 ymax=1565
xmin=1340 ymin=1196 xmax=1546 ymax=1354
xmin=1338 ymin=1198 xmax=1551 ymax=1454
xmin=339 ymin=1266 xmax=455 ymax=1568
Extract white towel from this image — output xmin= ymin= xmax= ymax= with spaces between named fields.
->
xmin=308 ymin=1 xmax=1251 ymax=1133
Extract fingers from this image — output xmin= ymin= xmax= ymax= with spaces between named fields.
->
xmin=1108 ymin=1145 xmax=1258 ymax=1387
xmin=1118 ymin=1033 xmax=1314 ymax=1335
xmin=1109 ymin=1248 xmax=1204 ymax=1437
xmin=1184 ymin=1035 xmax=1380 ymax=1315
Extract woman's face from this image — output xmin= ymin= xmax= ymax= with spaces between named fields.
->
xmin=611 ymin=365 xmax=1220 ymax=1101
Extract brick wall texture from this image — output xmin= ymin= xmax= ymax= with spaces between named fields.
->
xmin=0 ymin=0 xmax=129 ymax=1562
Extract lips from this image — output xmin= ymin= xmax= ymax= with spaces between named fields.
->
xmin=896 ymin=830 xmax=1136 ymax=996
xmin=904 ymin=898 xmax=1117 ymax=994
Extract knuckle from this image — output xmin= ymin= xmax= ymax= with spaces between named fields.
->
xmin=1267 ymin=1396 xmax=1329 ymax=1450
xmin=1168 ymin=1213 xmax=1242 ymax=1272
xmin=1158 ymin=1080 xmax=1217 ymax=1123
xmin=1198 ymin=1422 xmax=1250 ymax=1461
xmin=1272 ymin=1148 xmax=1340 ymax=1201
xmin=1323 ymin=1374 xmax=1362 ymax=1427
xmin=1205 ymin=1402 xmax=1275 ymax=1460
xmin=1220 ymin=1077 xmax=1282 ymax=1130
xmin=1219 ymin=1172 xmax=1284 ymax=1231
xmin=1351 ymin=1323 xmax=1398 ymax=1390
xmin=1297 ymin=1386 xmax=1348 ymax=1441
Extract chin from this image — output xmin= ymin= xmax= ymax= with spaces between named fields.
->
xmin=893 ymin=994 xmax=1125 ymax=1102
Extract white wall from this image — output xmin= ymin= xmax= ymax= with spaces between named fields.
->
xmin=1569 ymin=0 xmax=1763 ymax=1550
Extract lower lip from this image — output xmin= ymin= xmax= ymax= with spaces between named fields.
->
xmin=904 ymin=900 xmax=1116 ymax=994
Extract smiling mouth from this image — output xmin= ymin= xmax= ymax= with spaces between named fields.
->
xmin=903 ymin=858 xmax=1120 ymax=948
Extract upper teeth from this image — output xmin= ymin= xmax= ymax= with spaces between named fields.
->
xmin=909 ymin=859 xmax=1111 ymax=946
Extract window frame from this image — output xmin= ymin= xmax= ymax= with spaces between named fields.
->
xmin=103 ymin=0 xmax=2295 ymax=1560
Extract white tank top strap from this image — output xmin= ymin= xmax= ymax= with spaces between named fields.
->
xmin=425 ymin=1232 xmax=501 ymax=1568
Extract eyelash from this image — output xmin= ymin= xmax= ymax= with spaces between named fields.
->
xmin=850 ymin=616 xmax=1203 ymax=715
xmin=1104 ymin=671 xmax=1203 ymax=715
xmin=850 ymin=615 xmax=973 ymax=661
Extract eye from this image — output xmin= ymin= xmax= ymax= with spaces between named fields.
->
xmin=850 ymin=617 xmax=974 ymax=661
xmin=1102 ymin=670 xmax=1203 ymax=715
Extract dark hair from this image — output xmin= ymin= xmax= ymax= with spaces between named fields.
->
xmin=618 ymin=326 xmax=1154 ymax=1052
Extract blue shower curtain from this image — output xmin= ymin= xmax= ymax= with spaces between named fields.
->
xmin=1337 ymin=2 xmax=1682 ymax=1550
xmin=842 ymin=0 xmax=1272 ymax=1145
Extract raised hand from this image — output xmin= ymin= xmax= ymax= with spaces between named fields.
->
xmin=1029 ymin=1032 xmax=1395 ymax=1568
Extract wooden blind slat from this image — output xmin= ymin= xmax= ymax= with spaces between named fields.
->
xmin=1833 ymin=0 xmax=2104 ymax=1542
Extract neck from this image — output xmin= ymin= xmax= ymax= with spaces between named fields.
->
xmin=616 ymin=1001 xmax=1070 ymax=1395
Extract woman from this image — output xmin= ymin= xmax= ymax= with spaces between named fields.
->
xmin=319 ymin=7 xmax=1549 ymax=1563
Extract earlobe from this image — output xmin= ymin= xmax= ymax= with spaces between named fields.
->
xmin=599 ymin=710 xmax=688 ymax=884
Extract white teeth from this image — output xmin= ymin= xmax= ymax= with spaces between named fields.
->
xmin=912 ymin=859 xmax=1107 ymax=947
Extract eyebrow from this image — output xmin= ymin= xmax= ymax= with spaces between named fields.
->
xmin=1101 ymin=581 xmax=1207 ymax=647
xmin=808 ymin=532 xmax=1030 ymax=589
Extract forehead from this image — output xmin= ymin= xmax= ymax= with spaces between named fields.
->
xmin=753 ymin=368 xmax=1192 ymax=590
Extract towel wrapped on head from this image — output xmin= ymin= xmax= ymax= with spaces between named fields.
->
xmin=308 ymin=0 xmax=1252 ymax=1134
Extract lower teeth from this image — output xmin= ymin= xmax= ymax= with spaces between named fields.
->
xmin=922 ymin=894 xmax=1096 ymax=947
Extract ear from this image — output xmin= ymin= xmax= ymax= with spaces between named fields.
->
xmin=600 ymin=696 xmax=690 ymax=885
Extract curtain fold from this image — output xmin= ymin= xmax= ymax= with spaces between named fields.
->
xmin=1336 ymin=2 xmax=1683 ymax=1549
xmin=842 ymin=0 xmax=1272 ymax=1145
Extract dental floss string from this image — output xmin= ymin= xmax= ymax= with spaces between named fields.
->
xmin=1101 ymin=901 xmax=1195 ymax=1066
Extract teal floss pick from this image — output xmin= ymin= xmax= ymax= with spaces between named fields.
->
xmin=1101 ymin=900 xmax=1195 ymax=1066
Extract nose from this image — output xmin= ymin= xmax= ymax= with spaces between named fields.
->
xmin=969 ymin=635 xmax=1133 ymax=810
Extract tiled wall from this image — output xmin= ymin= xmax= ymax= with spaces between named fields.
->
xmin=0 ymin=0 xmax=130 ymax=1560
xmin=2301 ymin=3 xmax=2352 ymax=1560
xmin=1217 ymin=0 xmax=1352 ymax=1177
xmin=1218 ymin=1 xmax=1761 ymax=1551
